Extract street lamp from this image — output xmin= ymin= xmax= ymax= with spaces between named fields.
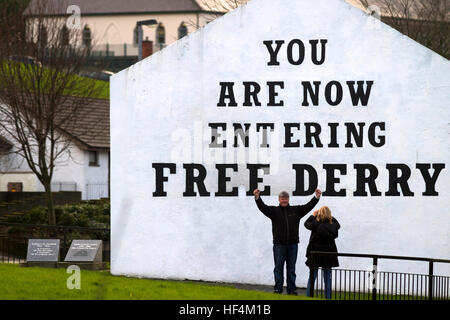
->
xmin=137 ymin=19 xmax=158 ymax=61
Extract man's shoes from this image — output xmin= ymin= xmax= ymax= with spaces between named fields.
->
xmin=287 ymin=291 xmax=298 ymax=295
xmin=273 ymin=290 xmax=282 ymax=294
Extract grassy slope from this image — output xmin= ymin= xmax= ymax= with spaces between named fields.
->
xmin=1 ymin=61 xmax=109 ymax=100
xmin=0 ymin=264 xmax=311 ymax=300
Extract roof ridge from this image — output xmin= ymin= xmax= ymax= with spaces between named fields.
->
xmin=24 ymin=0 xmax=220 ymax=16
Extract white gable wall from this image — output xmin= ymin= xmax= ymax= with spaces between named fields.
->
xmin=111 ymin=0 xmax=450 ymax=287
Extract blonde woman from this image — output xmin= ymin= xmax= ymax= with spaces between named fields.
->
xmin=304 ymin=206 xmax=340 ymax=299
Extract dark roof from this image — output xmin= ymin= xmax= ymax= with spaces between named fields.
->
xmin=64 ymin=98 xmax=110 ymax=149
xmin=24 ymin=0 xmax=206 ymax=15
xmin=2 ymin=97 xmax=109 ymax=151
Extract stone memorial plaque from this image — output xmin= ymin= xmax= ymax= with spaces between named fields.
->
xmin=64 ymin=240 xmax=102 ymax=262
xmin=26 ymin=239 xmax=60 ymax=262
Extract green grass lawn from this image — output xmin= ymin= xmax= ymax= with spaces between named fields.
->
xmin=1 ymin=60 xmax=109 ymax=100
xmin=0 ymin=263 xmax=312 ymax=300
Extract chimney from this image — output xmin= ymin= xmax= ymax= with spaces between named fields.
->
xmin=142 ymin=39 xmax=153 ymax=59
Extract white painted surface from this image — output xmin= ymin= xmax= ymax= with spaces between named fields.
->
xmin=84 ymin=150 xmax=109 ymax=199
xmin=0 ymin=173 xmax=40 ymax=192
xmin=111 ymin=0 xmax=450 ymax=287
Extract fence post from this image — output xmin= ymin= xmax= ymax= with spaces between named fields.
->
xmin=308 ymin=253 xmax=316 ymax=298
xmin=372 ymin=257 xmax=378 ymax=300
xmin=428 ymin=261 xmax=434 ymax=300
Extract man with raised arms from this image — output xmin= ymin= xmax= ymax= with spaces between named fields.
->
xmin=253 ymin=188 xmax=322 ymax=295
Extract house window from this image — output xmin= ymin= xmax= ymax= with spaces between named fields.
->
xmin=38 ymin=25 xmax=47 ymax=47
xmin=156 ymin=23 xmax=165 ymax=47
xmin=0 ymin=136 xmax=12 ymax=154
xmin=178 ymin=22 xmax=188 ymax=39
xmin=82 ymin=25 xmax=92 ymax=47
xmin=89 ymin=151 xmax=99 ymax=166
xmin=60 ymin=25 xmax=70 ymax=46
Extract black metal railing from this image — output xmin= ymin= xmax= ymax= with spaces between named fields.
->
xmin=0 ymin=222 xmax=110 ymax=264
xmin=308 ymin=251 xmax=450 ymax=300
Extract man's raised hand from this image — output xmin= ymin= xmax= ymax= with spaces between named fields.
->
xmin=253 ymin=189 xmax=260 ymax=199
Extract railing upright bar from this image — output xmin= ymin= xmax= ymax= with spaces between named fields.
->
xmin=372 ymin=257 xmax=377 ymax=300
xmin=394 ymin=273 xmax=397 ymax=300
xmin=334 ymin=269 xmax=337 ymax=300
xmin=309 ymin=266 xmax=315 ymax=298
xmin=402 ymin=272 xmax=405 ymax=300
xmin=339 ymin=269 xmax=342 ymax=299
xmin=442 ymin=277 xmax=445 ymax=299
xmin=438 ymin=276 xmax=440 ymax=299
xmin=362 ymin=270 xmax=365 ymax=299
xmin=447 ymin=277 xmax=449 ymax=299
xmin=418 ymin=274 xmax=420 ymax=300
xmin=320 ymin=268 xmax=323 ymax=299
xmin=390 ymin=272 xmax=393 ymax=300
xmin=321 ymin=268 xmax=324 ymax=299
xmin=344 ymin=270 xmax=347 ymax=300
xmin=445 ymin=277 xmax=449 ymax=300
xmin=428 ymin=261 xmax=434 ymax=301
xmin=408 ymin=274 xmax=411 ymax=300
xmin=358 ymin=270 xmax=361 ymax=300
xmin=421 ymin=274 xmax=424 ymax=300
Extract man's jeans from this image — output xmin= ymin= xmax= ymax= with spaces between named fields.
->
xmin=306 ymin=268 xmax=333 ymax=299
xmin=273 ymin=244 xmax=298 ymax=293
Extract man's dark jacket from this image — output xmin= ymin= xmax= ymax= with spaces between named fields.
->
xmin=255 ymin=196 xmax=319 ymax=245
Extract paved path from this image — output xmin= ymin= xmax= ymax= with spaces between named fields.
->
xmin=187 ymin=279 xmax=308 ymax=296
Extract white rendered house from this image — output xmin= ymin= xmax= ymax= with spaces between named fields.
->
xmin=0 ymin=98 xmax=110 ymax=200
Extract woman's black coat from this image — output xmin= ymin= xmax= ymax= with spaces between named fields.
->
xmin=304 ymin=215 xmax=340 ymax=268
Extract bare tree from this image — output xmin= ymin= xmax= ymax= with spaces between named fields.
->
xmin=184 ymin=0 xmax=247 ymax=28
xmin=0 ymin=0 xmax=107 ymax=225
xmin=357 ymin=0 xmax=449 ymax=58
xmin=197 ymin=0 xmax=248 ymax=13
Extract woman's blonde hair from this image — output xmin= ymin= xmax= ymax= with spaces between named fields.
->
xmin=316 ymin=206 xmax=332 ymax=224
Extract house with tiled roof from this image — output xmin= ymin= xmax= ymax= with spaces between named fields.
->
xmin=0 ymin=98 xmax=110 ymax=200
